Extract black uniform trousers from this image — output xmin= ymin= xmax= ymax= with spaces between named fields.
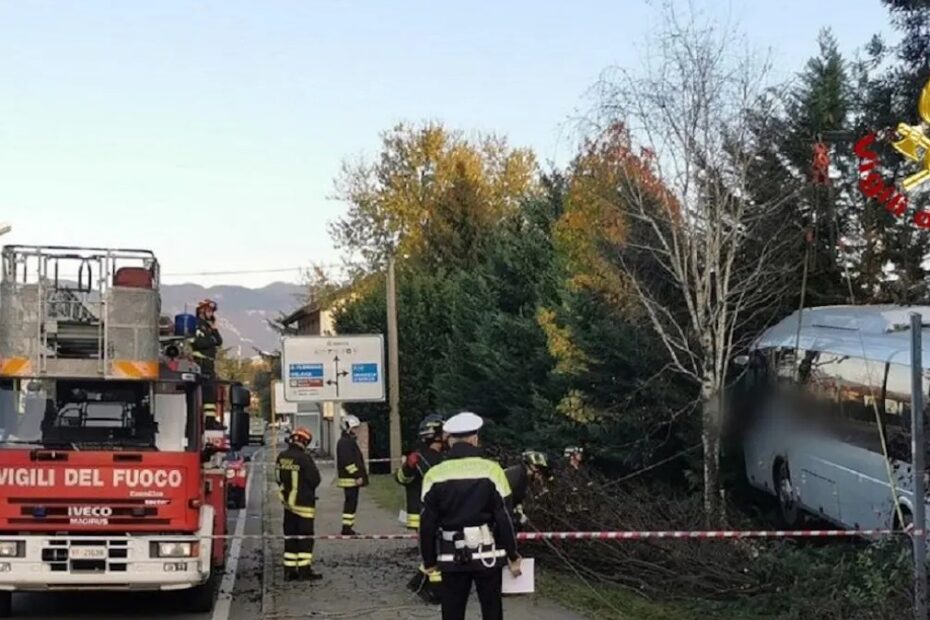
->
xmin=440 ymin=568 xmax=503 ymax=620
xmin=282 ymin=509 xmax=315 ymax=570
xmin=199 ymin=359 xmax=223 ymax=430
xmin=342 ymin=487 xmax=359 ymax=529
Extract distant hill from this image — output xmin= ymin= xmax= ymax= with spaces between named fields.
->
xmin=161 ymin=282 xmax=305 ymax=354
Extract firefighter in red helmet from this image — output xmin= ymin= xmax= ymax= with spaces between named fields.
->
xmin=276 ymin=427 xmax=323 ymax=581
xmin=191 ymin=299 xmax=223 ymax=430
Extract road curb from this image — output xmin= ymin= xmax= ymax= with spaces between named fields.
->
xmin=261 ymin=453 xmax=276 ymax=617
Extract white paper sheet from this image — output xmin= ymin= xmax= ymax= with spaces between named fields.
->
xmin=502 ymin=558 xmax=535 ymax=594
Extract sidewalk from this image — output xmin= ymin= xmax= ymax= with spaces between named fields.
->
xmin=262 ymin=451 xmax=584 ymax=619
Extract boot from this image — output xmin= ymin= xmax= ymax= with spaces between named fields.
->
xmin=341 ymin=525 xmax=358 ymax=536
xmin=298 ymin=566 xmax=323 ymax=581
xmin=284 ymin=567 xmax=300 ymax=582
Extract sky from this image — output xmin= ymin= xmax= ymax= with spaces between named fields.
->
xmin=0 ymin=0 xmax=893 ymax=288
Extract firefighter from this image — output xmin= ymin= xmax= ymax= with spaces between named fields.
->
xmin=504 ymin=450 xmax=552 ymax=530
xmin=336 ymin=414 xmax=368 ymax=535
xmin=191 ymin=299 xmax=223 ymax=430
xmin=275 ymin=427 xmax=323 ymax=581
xmin=396 ymin=413 xmax=445 ymax=603
xmin=420 ymin=411 xmax=521 ymax=620
xmin=564 ymin=446 xmax=584 ymax=471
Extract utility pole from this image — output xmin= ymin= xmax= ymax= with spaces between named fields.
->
xmin=386 ymin=255 xmax=401 ymax=466
xmin=911 ymin=311 xmax=927 ymax=620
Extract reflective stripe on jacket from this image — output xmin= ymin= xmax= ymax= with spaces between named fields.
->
xmin=336 ymin=434 xmax=368 ymax=488
xmin=395 ymin=445 xmax=443 ymax=529
xmin=276 ymin=444 xmax=321 ymax=518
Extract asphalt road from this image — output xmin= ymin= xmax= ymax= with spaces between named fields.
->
xmin=8 ymin=443 xmax=268 ymax=620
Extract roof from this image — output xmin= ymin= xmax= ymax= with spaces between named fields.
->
xmin=278 ymin=274 xmax=379 ymax=327
xmin=754 ymin=305 xmax=930 ymax=367
xmin=279 ymin=302 xmax=320 ymax=327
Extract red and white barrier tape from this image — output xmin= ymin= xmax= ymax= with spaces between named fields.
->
xmin=249 ymin=458 xmax=400 ymax=465
xmin=170 ymin=528 xmax=915 ymax=541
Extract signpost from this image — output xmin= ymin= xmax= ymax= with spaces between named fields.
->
xmin=281 ymin=335 xmax=386 ymax=457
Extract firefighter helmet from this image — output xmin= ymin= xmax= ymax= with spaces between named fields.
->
xmin=418 ymin=414 xmax=444 ymax=441
xmin=522 ymin=450 xmax=551 ymax=478
xmin=197 ymin=299 xmax=218 ymax=314
xmin=341 ymin=414 xmax=361 ymax=432
xmin=289 ymin=427 xmax=313 ymax=447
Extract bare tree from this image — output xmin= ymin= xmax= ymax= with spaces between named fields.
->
xmin=589 ymin=7 xmax=800 ymax=524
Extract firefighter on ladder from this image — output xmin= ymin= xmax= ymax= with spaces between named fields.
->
xmin=419 ymin=412 xmax=521 ymax=620
xmin=191 ymin=299 xmax=223 ymax=430
xmin=336 ymin=414 xmax=368 ymax=535
xmin=504 ymin=450 xmax=552 ymax=531
xmin=396 ymin=413 xmax=446 ymax=603
xmin=276 ymin=427 xmax=323 ymax=581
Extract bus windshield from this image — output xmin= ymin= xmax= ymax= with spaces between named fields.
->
xmin=0 ymin=378 xmax=197 ymax=452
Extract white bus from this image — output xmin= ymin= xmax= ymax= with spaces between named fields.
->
xmin=740 ymin=305 xmax=930 ymax=531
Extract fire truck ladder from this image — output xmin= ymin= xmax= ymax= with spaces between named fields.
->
xmin=36 ymin=255 xmax=108 ymax=373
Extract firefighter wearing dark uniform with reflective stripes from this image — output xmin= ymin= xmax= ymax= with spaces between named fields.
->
xmin=420 ymin=412 xmax=522 ymax=620
xmin=336 ymin=414 xmax=368 ymax=535
xmin=504 ymin=451 xmax=551 ymax=531
xmin=190 ymin=299 xmax=223 ymax=430
xmin=275 ymin=427 xmax=323 ymax=581
xmin=562 ymin=447 xmax=591 ymax=516
xmin=396 ymin=414 xmax=445 ymax=603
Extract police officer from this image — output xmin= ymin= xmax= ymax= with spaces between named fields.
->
xmin=396 ymin=414 xmax=446 ymax=602
xmin=275 ymin=427 xmax=323 ymax=581
xmin=336 ymin=414 xmax=368 ymax=535
xmin=504 ymin=450 xmax=552 ymax=530
xmin=420 ymin=412 xmax=522 ymax=620
xmin=191 ymin=299 xmax=223 ymax=430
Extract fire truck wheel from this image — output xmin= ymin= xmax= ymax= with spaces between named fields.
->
xmin=186 ymin=572 xmax=218 ymax=613
xmin=0 ymin=591 xmax=11 ymax=617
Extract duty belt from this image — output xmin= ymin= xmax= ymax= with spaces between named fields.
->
xmin=439 ymin=525 xmax=503 ymax=567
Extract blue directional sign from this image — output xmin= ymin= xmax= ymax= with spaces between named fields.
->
xmin=290 ymin=363 xmax=323 ymax=378
xmin=351 ymin=363 xmax=379 ymax=383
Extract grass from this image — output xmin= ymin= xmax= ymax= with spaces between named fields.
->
xmin=367 ymin=474 xmax=406 ymax=515
xmin=538 ymin=571 xmax=777 ymax=620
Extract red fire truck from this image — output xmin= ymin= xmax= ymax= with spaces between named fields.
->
xmin=0 ymin=245 xmax=250 ymax=616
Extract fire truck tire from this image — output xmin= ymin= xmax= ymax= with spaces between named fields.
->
xmin=0 ymin=591 xmax=11 ymax=617
xmin=186 ymin=572 xmax=218 ymax=613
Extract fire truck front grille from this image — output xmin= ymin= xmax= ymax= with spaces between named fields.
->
xmin=40 ymin=539 xmax=136 ymax=574
xmin=9 ymin=497 xmax=171 ymax=526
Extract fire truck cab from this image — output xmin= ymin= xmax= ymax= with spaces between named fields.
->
xmin=0 ymin=245 xmax=250 ymax=616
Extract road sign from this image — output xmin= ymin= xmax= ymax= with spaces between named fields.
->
xmin=281 ymin=335 xmax=386 ymax=403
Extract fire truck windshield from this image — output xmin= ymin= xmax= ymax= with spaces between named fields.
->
xmin=0 ymin=379 xmax=197 ymax=452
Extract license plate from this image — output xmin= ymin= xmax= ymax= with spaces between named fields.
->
xmin=69 ymin=547 xmax=107 ymax=560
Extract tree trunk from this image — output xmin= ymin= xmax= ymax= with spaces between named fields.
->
xmin=701 ymin=375 xmax=722 ymax=527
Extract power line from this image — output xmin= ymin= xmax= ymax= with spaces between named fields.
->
xmin=162 ymin=264 xmax=346 ymax=277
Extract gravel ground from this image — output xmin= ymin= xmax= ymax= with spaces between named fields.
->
xmin=261 ymin=451 xmax=583 ymax=619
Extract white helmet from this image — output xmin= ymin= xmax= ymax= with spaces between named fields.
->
xmin=341 ymin=414 xmax=361 ymax=432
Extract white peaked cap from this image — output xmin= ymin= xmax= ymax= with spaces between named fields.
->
xmin=443 ymin=411 xmax=484 ymax=436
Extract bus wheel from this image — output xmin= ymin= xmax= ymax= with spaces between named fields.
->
xmin=774 ymin=459 xmax=799 ymax=527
